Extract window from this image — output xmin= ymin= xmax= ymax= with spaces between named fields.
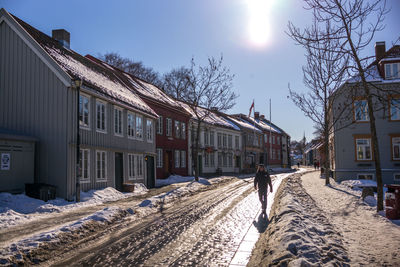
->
xmin=385 ymin=63 xmax=400 ymax=79
xmin=217 ymin=133 xmax=222 ymax=148
xmin=394 ymin=173 xmax=400 ymax=182
xmin=392 ymin=137 xmax=400 ymax=160
xmin=166 ymin=118 xmax=172 ymax=137
xmin=390 ymin=98 xmax=400 ymax=121
xmin=223 ymin=134 xmax=227 ymax=148
xmin=79 ymin=149 xmax=90 ymax=183
xmin=96 ymin=100 xmax=106 ymax=132
xmin=127 ymin=112 xmax=135 ymax=138
xmin=175 ymin=121 xmax=181 ymax=138
xmin=136 ymin=115 xmax=143 ymax=139
xmin=210 ymin=131 xmax=215 ymax=147
xmin=79 ymin=94 xmax=90 ymax=128
xmin=157 ymin=116 xmax=163 ymax=135
xmin=210 ymin=152 xmax=215 ymax=167
xmin=277 ymin=137 xmax=280 ymax=145
xmin=204 ymin=153 xmax=209 ymax=167
xmin=228 ymin=135 xmax=232 ymax=149
xmin=147 ymin=119 xmax=153 ymax=143
xmin=223 ymin=153 xmax=227 ymax=167
xmin=175 ymin=150 xmax=180 ymax=168
xmin=227 ymin=153 xmax=233 ymax=167
xmin=128 ymin=154 xmax=143 ymax=180
xmin=182 ymin=123 xmax=186 ymax=140
xmin=96 ymin=150 xmax=107 ymax=182
xmin=278 ymin=150 xmax=281 ymax=160
xmin=356 ymin=138 xmax=372 ymax=161
xmin=218 ymin=152 xmax=222 ymax=167
xmin=181 ymin=151 xmax=186 ymax=168
xmin=272 ymin=136 xmax=275 ymax=144
xmin=357 ymin=173 xmax=374 ymax=180
xmin=235 ymin=136 xmax=239 ymax=149
xmin=354 ymin=100 xmax=369 ymax=122
xmin=204 ymin=131 xmax=209 ymax=146
xmin=114 ymin=107 xmax=123 ymax=136
xmin=156 ymin=148 xmax=163 ymax=168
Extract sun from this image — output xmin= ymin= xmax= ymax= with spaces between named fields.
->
xmin=246 ymin=0 xmax=274 ymax=48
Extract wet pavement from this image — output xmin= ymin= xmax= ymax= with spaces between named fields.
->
xmin=50 ymin=176 xmax=279 ymax=267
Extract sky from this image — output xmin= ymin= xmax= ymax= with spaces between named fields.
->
xmin=1 ymin=0 xmax=399 ymax=141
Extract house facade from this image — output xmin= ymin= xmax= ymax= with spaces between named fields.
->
xmin=330 ymin=42 xmax=400 ymax=184
xmin=0 ymin=9 xmax=157 ymax=199
xmin=85 ymin=55 xmax=190 ymax=180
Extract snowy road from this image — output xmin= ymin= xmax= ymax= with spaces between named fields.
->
xmin=42 ymin=173 xmax=290 ymax=267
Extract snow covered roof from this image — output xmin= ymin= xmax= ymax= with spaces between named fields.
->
xmin=347 ymin=45 xmax=400 ymax=84
xmin=246 ymin=116 xmax=281 ymax=134
xmin=179 ymin=102 xmax=240 ymax=131
xmin=12 ymin=14 xmax=157 ymax=117
xmin=225 ymin=115 xmax=262 ymax=133
xmin=85 ymin=55 xmax=185 ymax=111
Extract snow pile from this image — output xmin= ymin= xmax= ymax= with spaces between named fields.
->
xmin=249 ymin=173 xmax=350 ymax=266
xmin=340 ymin=179 xmax=377 ymax=190
xmin=0 ymin=186 xmax=143 ymax=230
xmin=156 ymin=175 xmax=209 ymax=187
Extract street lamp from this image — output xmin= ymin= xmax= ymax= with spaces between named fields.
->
xmin=73 ymin=78 xmax=83 ymax=202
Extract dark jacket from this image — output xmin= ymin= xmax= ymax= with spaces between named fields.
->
xmin=254 ymin=170 xmax=272 ymax=191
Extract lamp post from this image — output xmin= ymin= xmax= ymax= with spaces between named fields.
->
xmin=73 ymin=78 xmax=83 ymax=202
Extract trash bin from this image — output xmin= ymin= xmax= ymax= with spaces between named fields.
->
xmin=25 ymin=183 xmax=56 ymax=202
xmin=385 ymin=184 xmax=400 ymax=220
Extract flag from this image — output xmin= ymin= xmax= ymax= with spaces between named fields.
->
xmin=249 ymin=100 xmax=254 ymax=117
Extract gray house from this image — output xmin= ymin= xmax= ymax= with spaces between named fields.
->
xmin=0 ymin=9 xmax=157 ymax=199
xmin=330 ymin=42 xmax=400 ymax=184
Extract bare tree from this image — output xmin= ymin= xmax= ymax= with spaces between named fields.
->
xmin=101 ymin=52 xmax=162 ymax=87
xmin=288 ymin=21 xmax=350 ymax=185
xmin=162 ymin=67 xmax=191 ymax=99
xmin=288 ymin=0 xmax=389 ymax=211
xmin=167 ymin=56 xmax=237 ymax=181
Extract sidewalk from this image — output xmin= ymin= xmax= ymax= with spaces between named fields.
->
xmin=302 ymin=171 xmax=400 ymax=266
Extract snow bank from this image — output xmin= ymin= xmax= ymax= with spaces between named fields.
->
xmin=156 ymin=175 xmax=229 ymax=187
xmin=0 ymin=186 xmax=146 ymax=230
xmin=340 ymin=179 xmax=377 ymax=189
xmin=249 ymin=173 xmax=350 ymax=266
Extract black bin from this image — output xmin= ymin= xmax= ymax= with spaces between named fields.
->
xmin=25 ymin=183 xmax=56 ymax=202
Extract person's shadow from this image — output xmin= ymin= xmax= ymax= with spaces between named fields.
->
xmin=253 ymin=212 xmax=269 ymax=233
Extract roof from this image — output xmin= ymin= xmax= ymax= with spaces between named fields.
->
xmin=85 ymin=55 xmax=187 ymax=113
xmin=347 ymin=45 xmax=400 ymax=84
xmin=245 ymin=116 xmax=281 ymax=134
xmin=179 ymin=102 xmax=240 ymax=131
xmin=10 ymin=12 xmax=157 ymax=117
xmin=225 ymin=115 xmax=262 ymax=133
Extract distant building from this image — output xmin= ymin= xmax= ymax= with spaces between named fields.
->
xmin=330 ymin=41 xmax=400 ymax=184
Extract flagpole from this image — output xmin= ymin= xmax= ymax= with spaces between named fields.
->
xmin=269 ymin=98 xmax=272 ymax=169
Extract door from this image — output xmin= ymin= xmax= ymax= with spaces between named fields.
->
xmin=164 ymin=151 xmax=172 ymax=175
xmin=115 ymin=153 xmax=124 ymax=191
xmin=146 ymin=156 xmax=155 ymax=188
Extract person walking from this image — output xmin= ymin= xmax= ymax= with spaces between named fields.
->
xmin=254 ymin=164 xmax=273 ymax=215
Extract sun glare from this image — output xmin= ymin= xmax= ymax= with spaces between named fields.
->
xmin=247 ymin=0 xmax=274 ymax=48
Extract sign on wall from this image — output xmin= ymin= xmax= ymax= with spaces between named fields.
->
xmin=1 ymin=153 xmax=10 ymax=170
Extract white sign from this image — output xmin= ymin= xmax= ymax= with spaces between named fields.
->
xmin=1 ymin=153 xmax=10 ymax=170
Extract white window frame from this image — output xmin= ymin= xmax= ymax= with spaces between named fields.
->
xmin=181 ymin=150 xmax=186 ymax=168
xmin=157 ymin=116 xmax=163 ymax=135
xmin=166 ymin=118 xmax=172 ymax=137
xmin=175 ymin=121 xmax=181 ymax=139
xmin=394 ymin=173 xmax=400 ymax=182
xmin=223 ymin=134 xmax=227 ymax=148
xmin=79 ymin=93 xmax=90 ymax=129
xmin=128 ymin=154 xmax=136 ymax=180
xmin=217 ymin=133 xmax=222 ymax=148
xmin=385 ymin=63 xmax=400 ymax=79
xmin=210 ymin=152 xmax=215 ymax=167
xmin=96 ymin=150 xmax=107 ymax=182
xmin=127 ymin=112 xmax=135 ymax=139
xmin=235 ymin=136 xmax=239 ymax=149
xmin=392 ymin=136 xmax=400 ymax=160
xmin=357 ymin=173 xmax=374 ymax=180
xmin=146 ymin=119 xmax=153 ymax=143
xmin=356 ymin=138 xmax=372 ymax=161
xmin=156 ymin=148 xmax=163 ymax=168
xmin=114 ymin=106 xmax=123 ymax=137
xmin=204 ymin=130 xmax=209 ymax=146
xmin=228 ymin=135 xmax=232 ymax=149
xmin=96 ymin=100 xmax=107 ymax=133
xmin=79 ymin=148 xmax=90 ymax=183
xmin=223 ymin=153 xmax=227 ymax=167
xmin=354 ymin=100 xmax=369 ymax=122
xmin=136 ymin=115 xmax=143 ymax=140
xmin=210 ymin=131 xmax=215 ymax=147
xmin=128 ymin=154 xmax=144 ymax=180
xmin=175 ymin=150 xmax=180 ymax=168
xmin=204 ymin=152 xmax=209 ymax=167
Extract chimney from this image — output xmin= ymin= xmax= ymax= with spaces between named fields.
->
xmin=260 ymin=114 xmax=265 ymax=120
xmin=254 ymin=112 xmax=260 ymax=120
xmin=52 ymin=29 xmax=70 ymax=49
xmin=375 ymin=41 xmax=385 ymax=61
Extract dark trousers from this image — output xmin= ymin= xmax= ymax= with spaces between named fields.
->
xmin=258 ymin=190 xmax=268 ymax=211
